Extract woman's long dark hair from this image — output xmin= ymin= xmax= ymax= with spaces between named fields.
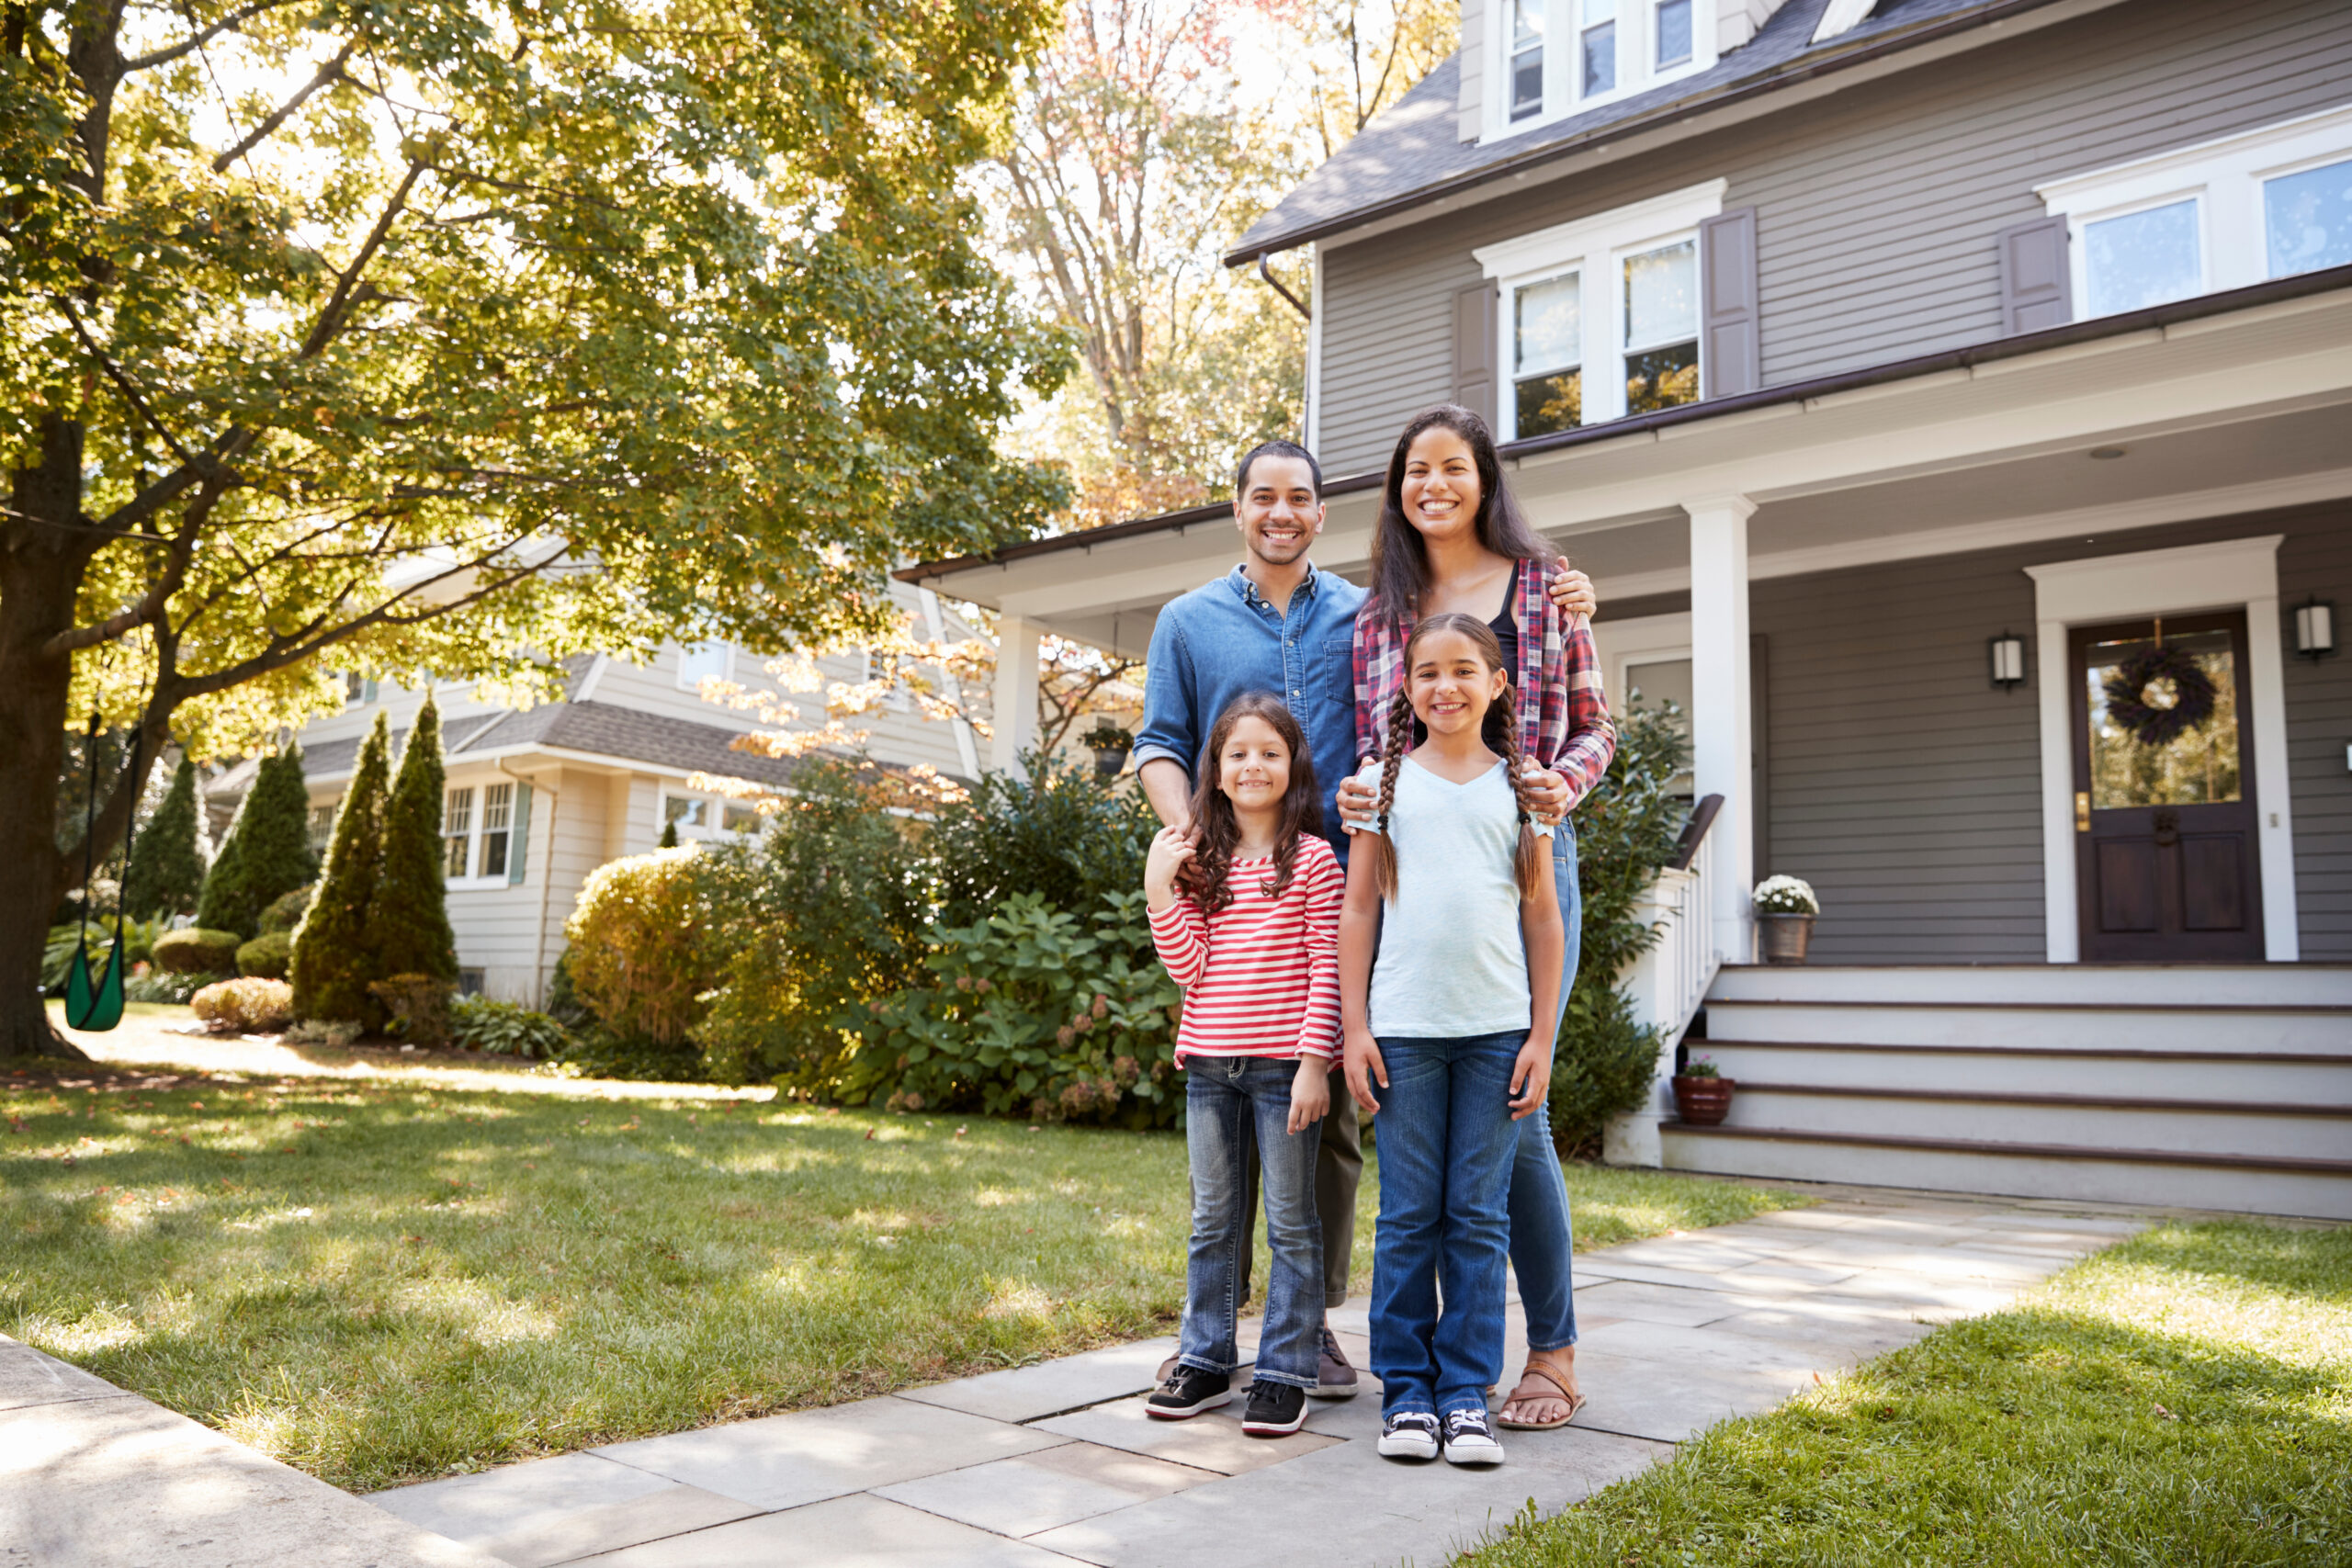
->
xmin=1182 ymin=691 xmax=1324 ymax=915
xmin=1366 ymin=404 xmax=1556 ymax=626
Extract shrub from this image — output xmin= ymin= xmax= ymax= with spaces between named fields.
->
xmin=563 ymin=846 xmax=721 ymax=1048
xmin=293 ymin=712 xmax=391 ymax=1024
xmin=450 ymin=996 xmax=570 ymax=1058
xmin=153 ymin=927 xmax=243 ymax=975
xmin=191 ymin=977 xmax=295 ymax=1032
xmin=127 ymin=969 xmax=221 ymax=1004
xmin=542 ymin=948 xmax=588 ymax=1029
xmin=365 ymin=699 xmax=458 ymax=982
xmin=284 ymin=1018 xmax=363 ymax=1047
xmin=123 ymin=756 xmax=209 ymax=919
xmin=236 ymin=931 xmax=294 ymax=979
xmin=549 ymin=1028 xmax=707 ymax=1083
xmin=198 ymin=748 xmax=317 ymax=938
xmin=856 ymin=890 xmax=1182 ymax=1127
xmin=258 ymin=886 xmax=314 ymax=935
xmin=41 ymin=918 xmax=165 ymax=995
xmin=369 ymin=974 xmax=456 ymax=1045
xmin=926 ymin=750 xmax=1159 ymax=928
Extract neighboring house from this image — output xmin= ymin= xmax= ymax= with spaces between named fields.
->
xmin=904 ymin=0 xmax=2352 ymax=1215
xmin=218 ymin=581 xmax=983 ymax=1005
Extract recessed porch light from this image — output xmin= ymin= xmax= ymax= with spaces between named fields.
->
xmin=2087 ymin=446 xmax=2127 ymax=459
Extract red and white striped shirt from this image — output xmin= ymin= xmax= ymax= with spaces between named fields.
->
xmin=1148 ymin=835 xmax=1343 ymax=1064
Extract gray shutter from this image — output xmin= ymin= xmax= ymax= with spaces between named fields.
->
xmin=1997 ymin=216 xmax=2072 ymax=334
xmin=507 ymin=783 xmax=531 ymax=886
xmin=1453 ymin=280 xmax=1498 ymax=425
xmin=1699 ymin=208 xmax=1760 ymax=399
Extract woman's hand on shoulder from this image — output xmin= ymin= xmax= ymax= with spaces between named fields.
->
xmin=1144 ymin=826 xmax=1195 ymax=909
xmin=1546 ymin=566 xmax=1597 ymax=619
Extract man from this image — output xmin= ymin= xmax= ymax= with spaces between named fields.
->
xmin=1134 ymin=437 xmax=1597 ymax=1398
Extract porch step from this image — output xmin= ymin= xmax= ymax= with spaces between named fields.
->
xmin=1719 ymin=1083 xmax=2351 ymax=1161
xmin=1661 ymin=1122 xmax=2352 ymax=1221
xmin=1708 ymin=964 xmax=2352 ymax=1009
xmin=1697 ymin=1041 xmax=2352 ymax=1104
xmin=1702 ymin=1000 xmax=2350 ymax=1052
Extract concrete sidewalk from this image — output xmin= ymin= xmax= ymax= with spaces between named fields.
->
xmin=364 ymin=1188 xmax=2153 ymax=1567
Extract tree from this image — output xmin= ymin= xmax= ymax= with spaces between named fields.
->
xmin=1 ymin=0 xmax=1070 ymax=1057
xmin=1281 ymin=0 xmax=1459 ymax=161
xmin=195 ymin=748 xmax=314 ymax=939
xmin=659 ymin=818 xmax=680 ymax=850
xmin=120 ymin=754 xmax=207 ymax=918
xmin=290 ymin=710 xmax=390 ymax=1022
xmin=366 ymin=698 xmax=457 ymax=983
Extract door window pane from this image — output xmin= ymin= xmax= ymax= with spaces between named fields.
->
xmin=2083 ymin=199 xmax=2200 ymax=315
xmin=1623 ymin=241 xmax=1697 ymax=348
xmin=443 ymin=787 xmax=474 ymax=878
xmin=2264 ymin=158 xmax=2352 ymax=278
xmin=1511 ymin=0 xmax=1545 ymax=118
xmin=2085 ymin=629 xmax=2240 ymax=808
xmin=1656 ymin=0 xmax=1691 ymax=66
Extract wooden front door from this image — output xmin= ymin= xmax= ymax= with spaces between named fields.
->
xmin=2070 ymin=612 xmax=2264 ymax=962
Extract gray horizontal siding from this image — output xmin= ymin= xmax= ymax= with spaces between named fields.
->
xmin=1752 ymin=504 xmax=2352 ymax=964
xmin=1314 ymin=0 xmax=2352 ymax=476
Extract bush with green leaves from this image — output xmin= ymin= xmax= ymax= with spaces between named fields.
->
xmin=191 ymin=977 xmax=295 ymax=1032
xmin=292 ymin=713 xmax=391 ymax=1025
xmin=153 ymin=928 xmax=244 ymax=976
xmin=564 ymin=846 xmax=722 ymax=1050
xmin=126 ymin=969 xmax=221 ymax=1004
xmin=259 ymin=886 xmax=314 ymax=935
xmin=197 ymin=749 xmax=317 ymax=938
xmin=449 ymin=996 xmax=571 ymax=1059
xmin=855 ymin=890 xmax=1182 ymax=1127
xmin=1550 ymin=700 xmax=1694 ymax=1155
xmin=925 ymin=750 xmax=1159 ymax=927
xmin=41 ymin=917 xmax=165 ymax=996
xmin=366 ymin=700 xmax=458 ymax=983
xmin=236 ymin=931 xmax=294 ymax=979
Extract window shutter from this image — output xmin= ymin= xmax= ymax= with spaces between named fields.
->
xmin=1997 ymin=216 xmax=2072 ymax=334
xmin=1453 ymin=280 xmax=1498 ymax=425
xmin=507 ymin=783 xmax=531 ymax=886
xmin=1699 ymin=208 xmax=1760 ymax=399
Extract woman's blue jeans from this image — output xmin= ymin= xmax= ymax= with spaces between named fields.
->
xmin=1368 ymin=1029 xmax=1525 ymax=1417
xmin=1178 ymin=1056 xmax=1324 ymax=1390
xmin=1507 ymin=821 xmax=1581 ymax=1353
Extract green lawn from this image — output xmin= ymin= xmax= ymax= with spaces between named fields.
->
xmin=1 ymin=1066 xmax=1801 ymax=1492
xmin=1466 ymin=1218 xmax=2352 ymax=1568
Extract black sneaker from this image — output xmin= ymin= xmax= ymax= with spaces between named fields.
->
xmin=1378 ymin=1409 xmax=1442 ymax=1460
xmin=1442 ymin=1405 xmax=1505 ymax=1465
xmin=1145 ymin=1365 xmax=1231 ymax=1420
xmin=1240 ymin=1380 xmax=1308 ymax=1436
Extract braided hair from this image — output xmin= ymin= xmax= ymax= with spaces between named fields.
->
xmin=1180 ymin=691 xmax=1324 ymax=915
xmin=1363 ymin=612 xmax=1545 ymax=904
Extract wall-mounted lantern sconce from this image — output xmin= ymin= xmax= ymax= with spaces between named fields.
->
xmin=1989 ymin=631 xmax=2027 ymax=690
xmin=2294 ymin=596 xmax=2336 ymax=662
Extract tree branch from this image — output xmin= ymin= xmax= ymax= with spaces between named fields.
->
xmin=120 ymin=0 xmax=296 ymax=72
xmin=54 ymin=294 xmax=194 ymax=465
xmin=298 ymin=158 xmax=424 ymax=361
xmin=211 ymin=35 xmax=359 ymax=171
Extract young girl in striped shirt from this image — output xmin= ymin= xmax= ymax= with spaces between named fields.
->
xmin=1144 ymin=691 xmax=1343 ymax=1438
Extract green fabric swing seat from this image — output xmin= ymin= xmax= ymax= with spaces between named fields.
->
xmin=62 ymin=712 xmax=141 ymax=1035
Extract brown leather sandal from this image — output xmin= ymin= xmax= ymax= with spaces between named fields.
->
xmin=1495 ymin=1363 xmax=1587 ymax=1430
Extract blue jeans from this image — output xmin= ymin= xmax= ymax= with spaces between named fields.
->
xmin=1368 ymin=1030 xmax=1525 ymax=1417
xmin=1509 ymin=821 xmax=1582 ymax=1354
xmin=1180 ymin=1056 xmax=1325 ymax=1389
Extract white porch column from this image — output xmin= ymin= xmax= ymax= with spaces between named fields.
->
xmin=989 ymin=614 xmax=1043 ymax=775
xmin=1685 ymin=495 xmax=1757 ymax=967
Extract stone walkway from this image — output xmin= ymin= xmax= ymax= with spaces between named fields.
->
xmin=363 ymin=1187 xmax=2154 ymax=1567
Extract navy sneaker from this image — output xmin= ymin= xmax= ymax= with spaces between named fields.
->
xmin=1442 ymin=1405 xmax=1505 ymax=1465
xmin=1378 ymin=1409 xmax=1442 ymax=1460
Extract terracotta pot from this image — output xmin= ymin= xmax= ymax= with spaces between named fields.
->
xmin=1758 ymin=912 xmax=1815 ymax=964
xmin=1672 ymin=1076 xmax=1736 ymax=1126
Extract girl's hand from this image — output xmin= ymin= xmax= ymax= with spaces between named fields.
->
xmin=1334 ymin=765 xmax=1380 ymax=835
xmin=1288 ymin=1056 xmax=1330 ymax=1134
xmin=1143 ymin=826 xmax=1194 ymax=908
xmin=1510 ymin=1033 xmax=1553 ymax=1121
xmin=1343 ymin=1029 xmax=1386 ymax=1114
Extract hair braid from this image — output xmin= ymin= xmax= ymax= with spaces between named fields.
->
xmin=1492 ymin=682 xmax=1546 ymax=899
xmin=1367 ymin=685 xmax=1413 ymax=902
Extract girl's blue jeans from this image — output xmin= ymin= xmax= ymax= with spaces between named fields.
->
xmin=1508 ymin=820 xmax=1582 ymax=1355
xmin=1368 ymin=1029 xmax=1526 ymax=1416
xmin=1178 ymin=1055 xmax=1325 ymax=1390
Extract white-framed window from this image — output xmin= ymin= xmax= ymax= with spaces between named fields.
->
xmin=858 ymin=647 xmax=913 ymax=713
xmin=2038 ymin=103 xmax=2352 ymax=320
xmin=1487 ymin=0 xmax=1714 ymax=141
xmin=1591 ymin=611 xmax=1694 ymax=796
xmin=478 ymin=783 xmax=514 ymax=879
xmin=442 ymin=781 xmax=522 ymax=888
xmin=443 ymin=786 xmax=475 ymax=878
xmin=308 ymin=803 xmax=336 ymax=854
xmin=1476 ymin=180 xmax=1724 ymax=436
xmin=677 ymin=641 xmax=732 ymax=693
xmin=341 ymin=672 xmax=377 ymax=707
xmin=662 ymin=789 xmax=761 ymax=842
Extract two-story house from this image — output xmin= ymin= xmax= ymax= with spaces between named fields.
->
xmin=904 ymin=0 xmax=2352 ymax=1216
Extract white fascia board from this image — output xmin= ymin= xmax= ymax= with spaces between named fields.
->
xmin=1811 ymin=0 xmax=1876 ymax=43
xmin=1473 ymin=180 xmax=1728 ymax=279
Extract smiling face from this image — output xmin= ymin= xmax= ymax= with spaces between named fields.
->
xmin=1397 ymin=426 xmax=1483 ymax=548
xmin=1406 ymin=626 xmax=1506 ymax=739
xmin=1235 ymin=454 xmax=1325 ymax=567
xmin=1216 ymin=714 xmax=1294 ymax=815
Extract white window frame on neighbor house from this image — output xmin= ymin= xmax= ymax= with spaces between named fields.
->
xmin=662 ymin=788 xmax=762 ymax=843
xmin=1486 ymin=0 xmax=1716 ymax=141
xmin=858 ymin=646 xmax=913 ymax=713
xmin=2038 ymin=102 xmax=2352 ymax=320
xmin=1475 ymin=180 xmax=1724 ymax=437
xmin=441 ymin=779 xmax=519 ymax=891
xmin=676 ymin=640 xmax=733 ymax=694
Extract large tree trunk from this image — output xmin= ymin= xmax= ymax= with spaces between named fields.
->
xmin=2 ymin=414 xmax=95 ymax=1061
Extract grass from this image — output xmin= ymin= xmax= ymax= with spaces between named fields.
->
xmin=1 ymin=1064 xmax=1801 ymax=1492
xmin=1464 ymin=1218 xmax=2352 ymax=1568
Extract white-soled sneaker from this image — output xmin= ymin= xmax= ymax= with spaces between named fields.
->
xmin=1442 ymin=1406 xmax=1505 ymax=1465
xmin=1377 ymin=1410 xmax=1442 ymax=1461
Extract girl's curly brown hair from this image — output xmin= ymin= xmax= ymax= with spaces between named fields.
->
xmin=1180 ymin=691 xmax=1324 ymax=915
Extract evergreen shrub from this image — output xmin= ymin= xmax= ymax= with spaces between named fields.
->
xmin=197 ymin=749 xmax=316 ymax=937
xmin=122 ymin=757 xmax=208 ymax=918
xmin=259 ymin=886 xmax=313 ymax=934
xmin=154 ymin=928 xmax=243 ymax=975
xmin=292 ymin=712 xmax=391 ymax=1024
xmin=926 ymin=750 xmax=1159 ymax=927
xmin=369 ymin=975 xmax=456 ymax=1045
xmin=191 ymin=977 xmax=295 ymax=1032
xmin=366 ymin=699 xmax=458 ymax=981
xmin=236 ymin=931 xmax=294 ymax=979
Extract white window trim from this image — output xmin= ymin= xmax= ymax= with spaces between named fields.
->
xmin=2038 ymin=101 xmax=2352 ymax=319
xmin=662 ymin=787 xmax=759 ymax=843
xmin=1485 ymin=0 xmax=1717 ymax=144
xmin=442 ymin=778 xmax=518 ymax=892
xmin=1476 ymin=179 xmax=1724 ymax=435
xmin=676 ymin=641 xmax=734 ymax=693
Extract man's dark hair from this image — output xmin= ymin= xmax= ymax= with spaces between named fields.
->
xmin=1234 ymin=438 xmax=1322 ymax=500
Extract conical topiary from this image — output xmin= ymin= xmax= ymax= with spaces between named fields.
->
xmin=364 ymin=697 xmax=458 ymax=982
xmin=123 ymin=756 xmax=209 ymax=919
xmin=196 ymin=747 xmax=318 ymax=939
xmin=659 ymin=818 xmax=679 ymax=849
xmin=290 ymin=713 xmax=392 ymax=1023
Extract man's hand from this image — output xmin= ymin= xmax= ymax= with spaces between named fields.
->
xmin=1342 ymin=1029 xmax=1386 ymax=1114
xmin=1548 ymin=566 xmax=1597 ymax=619
xmin=1288 ymin=1056 xmax=1330 ymax=1134
xmin=1143 ymin=826 xmax=1194 ymax=910
xmin=1509 ymin=1032 xmax=1553 ymax=1121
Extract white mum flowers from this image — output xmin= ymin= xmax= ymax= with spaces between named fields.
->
xmin=1752 ymin=875 xmax=1819 ymax=915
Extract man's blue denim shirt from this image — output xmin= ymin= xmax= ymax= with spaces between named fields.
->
xmin=1134 ymin=564 xmax=1367 ymax=861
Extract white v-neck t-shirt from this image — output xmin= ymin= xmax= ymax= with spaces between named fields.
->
xmin=1358 ymin=757 xmax=1533 ymax=1040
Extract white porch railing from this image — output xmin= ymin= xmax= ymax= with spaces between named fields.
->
xmin=1602 ymin=796 xmax=1724 ymax=1168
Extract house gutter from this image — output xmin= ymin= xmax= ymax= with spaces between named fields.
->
xmin=898 ymin=264 xmax=2352 ymax=585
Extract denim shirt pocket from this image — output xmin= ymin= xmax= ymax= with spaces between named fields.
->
xmin=1318 ymin=633 xmax=1355 ymax=716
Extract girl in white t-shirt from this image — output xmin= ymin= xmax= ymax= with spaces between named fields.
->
xmin=1338 ymin=612 xmax=1564 ymax=1467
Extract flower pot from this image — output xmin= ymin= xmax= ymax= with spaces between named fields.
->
xmin=1758 ymin=912 xmax=1815 ymax=965
xmin=1091 ymin=746 xmax=1130 ymax=778
xmin=1671 ymin=1076 xmax=1736 ymax=1126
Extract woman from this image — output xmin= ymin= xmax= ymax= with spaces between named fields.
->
xmin=1337 ymin=402 xmax=1614 ymax=1431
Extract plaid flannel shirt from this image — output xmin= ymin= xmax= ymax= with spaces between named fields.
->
xmin=1351 ymin=562 xmax=1617 ymax=811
